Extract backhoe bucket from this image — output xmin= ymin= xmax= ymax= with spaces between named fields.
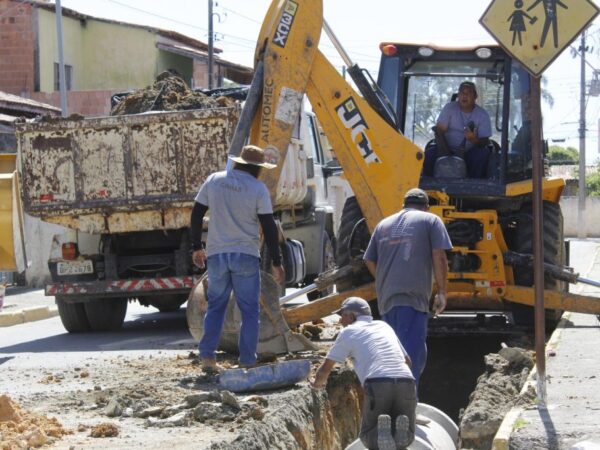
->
xmin=187 ymin=270 xmax=317 ymax=357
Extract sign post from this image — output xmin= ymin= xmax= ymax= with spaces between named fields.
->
xmin=480 ymin=0 xmax=599 ymax=406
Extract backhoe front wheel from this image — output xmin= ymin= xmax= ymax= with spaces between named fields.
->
xmin=509 ymin=201 xmax=565 ymax=327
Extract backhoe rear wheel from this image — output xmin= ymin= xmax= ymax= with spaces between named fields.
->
xmin=83 ymin=298 xmax=128 ymax=331
xmin=510 ymin=201 xmax=565 ymax=327
xmin=335 ymin=196 xmax=373 ymax=293
xmin=56 ymin=297 xmax=91 ymax=333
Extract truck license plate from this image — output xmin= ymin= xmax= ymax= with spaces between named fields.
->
xmin=57 ymin=260 xmax=94 ymax=276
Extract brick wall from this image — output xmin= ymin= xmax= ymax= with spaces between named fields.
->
xmin=0 ymin=0 xmax=36 ymax=95
xmin=29 ymin=90 xmax=116 ymax=117
xmin=193 ymin=60 xmax=209 ymax=89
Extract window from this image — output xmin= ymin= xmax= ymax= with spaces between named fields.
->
xmin=53 ymin=63 xmax=73 ymax=91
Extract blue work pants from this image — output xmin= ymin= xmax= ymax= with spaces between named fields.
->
xmin=199 ymin=253 xmax=261 ymax=366
xmin=382 ymin=306 xmax=428 ymax=389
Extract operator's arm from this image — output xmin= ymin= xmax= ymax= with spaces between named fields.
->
xmin=432 ymin=249 xmax=448 ymax=316
xmin=258 ymin=213 xmax=285 ymax=284
xmin=311 ymin=358 xmax=336 ymax=389
xmin=191 ymin=202 xmax=208 ymax=269
xmin=465 ymin=107 xmax=492 ymax=148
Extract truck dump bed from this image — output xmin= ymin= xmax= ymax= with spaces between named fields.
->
xmin=17 ymin=107 xmax=240 ymax=234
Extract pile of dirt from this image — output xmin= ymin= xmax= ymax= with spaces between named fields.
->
xmin=111 ymin=72 xmax=234 ymax=116
xmin=0 ymin=395 xmax=71 ymax=449
xmin=459 ymin=345 xmax=536 ymax=450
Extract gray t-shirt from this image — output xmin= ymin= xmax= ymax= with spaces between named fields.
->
xmin=195 ymin=169 xmax=273 ymax=258
xmin=437 ymin=102 xmax=491 ymax=151
xmin=363 ymin=209 xmax=453 ymax=314
xmin=326 ymin=316 xmax=414 ymax=386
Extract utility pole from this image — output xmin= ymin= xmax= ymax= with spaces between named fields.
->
xmin=208 ymin=0 xmax=214 ymax=90
xmin=578 ymin=31 xmax=587 ymax=238
xmin=55 ymin=0 xmax=68 ymax=117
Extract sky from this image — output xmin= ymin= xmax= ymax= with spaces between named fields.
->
xmin=51 ymin=0 xmax=600 ymax=164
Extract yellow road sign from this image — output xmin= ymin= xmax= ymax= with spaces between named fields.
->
xmin=480 ymin=0 xmax=599 ymax=76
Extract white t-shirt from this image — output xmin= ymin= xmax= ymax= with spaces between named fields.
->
xmin=326 ymin=316 xmax=414 ymax=385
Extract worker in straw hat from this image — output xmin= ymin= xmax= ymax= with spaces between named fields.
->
xmin=190 ymin=145 xmax=285 ymax=373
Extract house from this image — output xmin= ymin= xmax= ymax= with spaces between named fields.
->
xmin=0 ymin=90 xmax=60 ymax=152
xmin=0 ymin=0 xmax=253 ymax=116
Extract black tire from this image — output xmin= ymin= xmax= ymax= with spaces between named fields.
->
xmin=307 ymin=232 xmax=336 ymax=301
xmin=56 ymin=296 xmax=91 ymax=333
xmin=335 ymin=197 xmax=373 ymax=292
xmin=509 ymin=201 xmax=565 ymax=327
xmin=83 ymin=298 xmax=128 ymax=331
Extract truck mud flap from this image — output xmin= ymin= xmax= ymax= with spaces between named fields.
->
xmin=187 ymin=271 xmax=317 ymax=356
xmin=283 ymin=239 xmax=306 ymax=285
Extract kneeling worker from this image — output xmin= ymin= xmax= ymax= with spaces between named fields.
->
xmin=311 ymin=297 xmax=416 ymax=450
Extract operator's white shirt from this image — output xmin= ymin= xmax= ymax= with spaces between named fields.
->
xmin=326 ymin=316 xmax=414 ymax=385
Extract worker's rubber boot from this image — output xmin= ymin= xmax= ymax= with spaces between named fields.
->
xmin=376 ymin=415 xmax=396 ymax=450
xmin=394 ymin=415 xmax=411 ymax=449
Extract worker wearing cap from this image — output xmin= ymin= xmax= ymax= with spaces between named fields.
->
xmin=363 ymin=188 xmax=452 ymax=389
xmin=312 ymin=297 xmax=416 ymax=450
xmin=190 ymin=145 xmax=285 ymax=373
xmin=424 ymin=81 xmax=492 ymax=178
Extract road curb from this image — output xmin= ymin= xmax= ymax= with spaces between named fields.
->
xmin=0 ymin=305 xmax=59 ymax=327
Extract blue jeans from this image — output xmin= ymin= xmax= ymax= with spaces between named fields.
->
xmin=199 ymin=253 xmax=261 ymax=366
xmin=382 ymin=306 xmax=428 ymax=389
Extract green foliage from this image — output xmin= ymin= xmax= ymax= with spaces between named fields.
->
xmin=587 ymin=166 xmax=600 ymax=197
xmin=547 ymin=145 xmax=578 ymax=164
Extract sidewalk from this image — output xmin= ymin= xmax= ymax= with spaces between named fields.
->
xmin=0 ymin=286 xmax=58 ymax=327
xmin=494 ymin=241 xmax=600 ymax=449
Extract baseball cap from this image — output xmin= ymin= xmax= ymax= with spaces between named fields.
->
xmin=404 ymin=188 xmax=429 ymax=206
xmin=333 ymin=297 xmax=372 ymax=316
xmin=459 ymin=81 xmax=477 ymax=97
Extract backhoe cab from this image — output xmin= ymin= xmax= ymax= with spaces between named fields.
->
xmin=378 ymin=42 xmax=551 ymax=201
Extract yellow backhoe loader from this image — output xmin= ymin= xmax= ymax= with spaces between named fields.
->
xmin=188 ymin=0 xmax=600 ymax=355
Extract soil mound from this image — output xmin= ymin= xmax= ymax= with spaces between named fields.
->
xmin=459 ymin=346 xmax=535 ymax=450
xmin=0 ymin=395 xmax=71 ymax=449
xmin=111 ymin=72 xmax=233 ymax=115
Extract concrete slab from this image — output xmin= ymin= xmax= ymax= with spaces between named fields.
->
xmin=494 ymin=240 xmax=600 ymax=450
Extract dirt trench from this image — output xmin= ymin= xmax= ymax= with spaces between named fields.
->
xmin=209 ymin=369 xmax=361 ymax=450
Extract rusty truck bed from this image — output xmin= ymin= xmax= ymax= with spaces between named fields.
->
xmin=17 ymin=107 xmax=239 ymax=234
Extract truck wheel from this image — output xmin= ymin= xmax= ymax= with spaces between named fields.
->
xmin=335 ymin=196 xmax=373 ymax=292
xmin=83 ymin=298 xmax=128 ymax=331
xmin=56 ymin=297 xmax=91 ymax=333
xmin=307 ymin=232 xmax=336 ymax=301
xmin=509 ymin=201 xmax=565 ymax=327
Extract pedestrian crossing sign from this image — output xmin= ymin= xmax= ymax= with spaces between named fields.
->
xmin=480 ymin=0 xmax=599 ymax=76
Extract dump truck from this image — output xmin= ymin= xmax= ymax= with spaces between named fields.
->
xmin=16 ymin=87 xmax=337 ymax=333
xmin=186 ymin=0 xmax=600 ymax=356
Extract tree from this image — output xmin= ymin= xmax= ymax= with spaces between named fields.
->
xmin=587 ymin=166 xmax=600 ymax=196
xmin=547 ymin=145 xmax=578 ymax=165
